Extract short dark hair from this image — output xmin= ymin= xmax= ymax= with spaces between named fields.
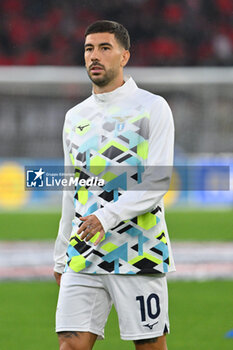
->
xmin=85 ymin=20 xmax=130 ymax=50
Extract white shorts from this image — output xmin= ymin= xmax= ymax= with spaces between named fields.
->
xmin=56 ymin=268 xmax=169 ymax=341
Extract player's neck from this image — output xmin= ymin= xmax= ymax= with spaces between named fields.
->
xmin=93 ymin=75 xmax=125 ymax=94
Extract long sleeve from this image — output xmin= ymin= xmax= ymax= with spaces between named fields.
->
xmin=94 ymin=97 xmax=174 ymax=233
xmin=53 ymin=120 xmax=75 ymax=274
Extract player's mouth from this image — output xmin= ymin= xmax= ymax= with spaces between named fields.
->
xmin=90 ymin=65 xmax=104 ymax=73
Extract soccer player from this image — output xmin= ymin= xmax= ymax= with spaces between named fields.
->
xmin=54 ymin=20 xmax=175 ymax=350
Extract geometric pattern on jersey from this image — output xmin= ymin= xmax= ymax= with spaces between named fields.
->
xmin=65 ymin=100 xmax=173 ymax=275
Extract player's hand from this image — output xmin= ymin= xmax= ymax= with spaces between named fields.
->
xmin=77 ymin=215 xmax=105 ymax=246
xmin=54 ymin=271 xmax=62 ymax=286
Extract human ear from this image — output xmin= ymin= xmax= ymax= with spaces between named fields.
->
xmin=120 ymin=50 xmax=130 ymax=67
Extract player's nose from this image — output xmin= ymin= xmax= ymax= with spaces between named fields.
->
xmin=90 ymin=47 xmax=101 ymax=61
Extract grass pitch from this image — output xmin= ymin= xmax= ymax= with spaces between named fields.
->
xmin=0 ymin=280 xmax=232 ymax=350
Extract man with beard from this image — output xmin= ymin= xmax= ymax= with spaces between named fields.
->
xmin=54 ymin=20 xmax=175 ymax=350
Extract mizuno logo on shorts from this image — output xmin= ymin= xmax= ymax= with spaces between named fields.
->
xmin=143 ymin=322 xmax=158 ymax=330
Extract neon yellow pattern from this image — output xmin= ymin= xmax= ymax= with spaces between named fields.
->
xmin=102 ymin=171 xmax=117 ymax=182
xmin=69 ymin=153 xmax=75 ymax=165
xmin=69 ymin=234 xmax=82 ymax=246
xmin=155 ymin=231 xmax=167 ymax=244
xmin=75 ymin=166 xmax=81 ymax=179
xmin=69 ymin=238 xmax=77 ymax=247
xmin=137 ymin=212 xmax=157 ymax=230
xmin=90 ymin=155 xmax=106 ymax=175
xmin=102 ymin=242 xmax=118 ymax=253
xmin=99 ymin=140 xmax=128 ymax=154
xmin=78 ymin=187 xmax=88 ymax=205
xmin=137 ymin=140 xmax=148 ymax=160
xmin=129 ymin=253 xmax=162 ymax=266
xmin=90 ymin=232 xmax=105 ymax=244
xmin=129 ymin=112 xmax=150 ymax=124
xmin=69 ymin=255 xmax=86 ymax=272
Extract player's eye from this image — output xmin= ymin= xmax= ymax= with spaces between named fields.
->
xmin=102 ymin=46 xmax=110 ymax=51
xmin=85 ymin=47 xmax=92 ymax=52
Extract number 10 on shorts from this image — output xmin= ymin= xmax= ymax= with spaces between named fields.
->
xmin=136 ymin=294 xmax=161 ymax=322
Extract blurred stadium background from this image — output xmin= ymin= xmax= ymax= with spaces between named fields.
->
xmin=0 ymin=1 xmax=232 ymax=349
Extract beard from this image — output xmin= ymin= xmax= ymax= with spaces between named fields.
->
xmin=87 ymin=66 xmax=118 ymax=87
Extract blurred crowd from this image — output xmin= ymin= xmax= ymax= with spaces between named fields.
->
xmin=0 ymin=0 xmax=232 ymax=66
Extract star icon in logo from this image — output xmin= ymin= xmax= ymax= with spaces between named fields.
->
xmin=33 ymin=168 xmax=45 ymax=181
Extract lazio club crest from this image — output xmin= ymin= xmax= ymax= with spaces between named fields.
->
xmin=112 ymin=116 xmax=132 ymax=132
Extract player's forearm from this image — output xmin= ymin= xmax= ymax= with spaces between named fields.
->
xmin=94 ymin=144 xmax=173 ymax=233
xmin=95 ymin=97 xmax=174 ymax=233
xmin=90 ymin=165 xmax=172 ymax=235
xmin=94 ymin=183 xmax=168 ymax=233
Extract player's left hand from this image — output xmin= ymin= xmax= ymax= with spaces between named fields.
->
xmin=77 ymin=215 xmax=105 ymax=246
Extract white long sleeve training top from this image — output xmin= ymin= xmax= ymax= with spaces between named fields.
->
xmin=54 ymin=76 xmax=175 ymax=275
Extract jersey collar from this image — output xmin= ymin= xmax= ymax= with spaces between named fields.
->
xmin=92 ymin=76 xmax=138 ymax=104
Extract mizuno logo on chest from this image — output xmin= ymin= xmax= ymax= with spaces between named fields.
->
xmin=77 ymin=124 xmax=90 ymax=131
xmin=75 ymin=119 xmax=91 ymax=135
